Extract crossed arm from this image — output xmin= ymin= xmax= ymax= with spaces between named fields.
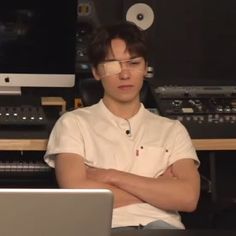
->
xmin=55 ymin=153 xmax=200 ymax=211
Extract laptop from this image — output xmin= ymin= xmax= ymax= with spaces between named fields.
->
xmin=0 ymin=188 xmax=113 ymax=236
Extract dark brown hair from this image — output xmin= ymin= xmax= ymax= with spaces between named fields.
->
xmin=87 ymin=21 xmax=148 ymax=68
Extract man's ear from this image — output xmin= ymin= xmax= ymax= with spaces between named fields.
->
xmin=144 ymin=63 xmax=149 ymax=79
xmin=92 ymin=67 xmax=101 ymax=81
xmin=144 ymin=62 xmax=154 ymax=80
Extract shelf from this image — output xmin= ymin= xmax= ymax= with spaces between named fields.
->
xmin=1 ymin=138 xmax=236 ymax=152
xmin=0 ymin=139 xmax=47 ymax=151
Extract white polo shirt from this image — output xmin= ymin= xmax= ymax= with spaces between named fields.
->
xmin=44 ymin=100 xmax=199 ymax=229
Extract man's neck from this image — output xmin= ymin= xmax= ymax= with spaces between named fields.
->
xmin=102 ymin=98 xmax=141 ymax=120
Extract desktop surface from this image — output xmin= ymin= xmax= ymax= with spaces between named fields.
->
xmin=112 ymin=229 xmax=236 ymax=236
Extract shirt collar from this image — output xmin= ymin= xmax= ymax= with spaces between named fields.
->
xmin=96 ymin=99 xmax=145 ymax=137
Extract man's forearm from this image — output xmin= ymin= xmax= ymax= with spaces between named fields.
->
xmin=86 ymin=161 xmax=200 ymax=212
xmin=55 ymin=154 xmax=143 ymax=208
xmin=109 ymin=169 xmax=200 ymax=212
xmin=59 ymin=177 xmax=143 ymax=208
xmin=86 ymin=164 xmax=199 ymax=212
xmin=86 ymin=178 xmax=144 ymax=208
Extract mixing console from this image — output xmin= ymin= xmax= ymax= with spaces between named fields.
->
xmin=153 ymin=86 xmax=236 ymax=139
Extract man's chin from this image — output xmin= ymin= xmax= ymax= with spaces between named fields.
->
xmin=117 ymin=95 xmax=140 ymax=104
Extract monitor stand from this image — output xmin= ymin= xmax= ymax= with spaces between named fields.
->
xmin=0 ymin=87 xmax=21 ymax=95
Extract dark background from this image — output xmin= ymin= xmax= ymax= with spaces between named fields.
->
xmin=77 ymin=0 xmax=236 ymax=87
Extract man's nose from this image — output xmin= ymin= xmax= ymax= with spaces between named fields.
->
xmin=119 ymin=62 xmax=130 ymax=79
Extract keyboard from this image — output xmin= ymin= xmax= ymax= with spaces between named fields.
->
xmin=0 ymin=161 xmax=51 ymax=176
xmin=0 ymin=105 xmax=47 ymax=126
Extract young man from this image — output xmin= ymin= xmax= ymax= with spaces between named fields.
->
xmin=44 ymin=21 xmax=200 ymax=231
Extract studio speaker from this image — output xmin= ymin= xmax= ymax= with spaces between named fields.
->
xmin=126 ymin=3 xmax=154 ymax=31
xmin=123 ymin=0 xmax=159 ymax=79
xmin=76 ymin=0 xmax=123 ymax=74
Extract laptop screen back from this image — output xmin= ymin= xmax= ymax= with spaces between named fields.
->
xmin=0 ymin=188 xmax=113 ymax=236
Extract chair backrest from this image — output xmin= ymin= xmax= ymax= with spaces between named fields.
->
xmin=78 ymin=78 xmax=156 ymax=108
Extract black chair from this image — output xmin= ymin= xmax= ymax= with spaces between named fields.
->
xmin=78 ymin=78 xmax=156 ymax=108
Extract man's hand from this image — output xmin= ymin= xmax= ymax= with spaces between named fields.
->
xmin=160 ymin=165 xmax=177 ymax=179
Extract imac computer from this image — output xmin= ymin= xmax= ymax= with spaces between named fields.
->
xmin=0 ymin=0 xmax=76 ymax=95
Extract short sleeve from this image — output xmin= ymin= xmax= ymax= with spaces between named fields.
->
xmin=168 ymin=121 xmax=199 ymax=167
xmin=44 ymin=112 xmax=85 ymax=167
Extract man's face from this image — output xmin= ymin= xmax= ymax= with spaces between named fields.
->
xmin=93 ymin=38 xmax=147 ymax=104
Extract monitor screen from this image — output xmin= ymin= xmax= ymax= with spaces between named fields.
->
xmin=0 ymin=0 xmax=76 ymax=94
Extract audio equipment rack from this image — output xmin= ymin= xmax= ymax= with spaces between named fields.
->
xmin=153 ymin=86 xmax=236 ymax=139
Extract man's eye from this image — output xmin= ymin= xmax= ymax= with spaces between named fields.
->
xmin=129 ymin=60 xmax=141 ymax=65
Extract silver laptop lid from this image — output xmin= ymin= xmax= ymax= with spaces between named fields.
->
xmin=0 ymin=188 xmax=113 ymax=236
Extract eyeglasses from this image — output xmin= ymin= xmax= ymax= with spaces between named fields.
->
xmin=97 ymin=57 xmax=145 ymax=78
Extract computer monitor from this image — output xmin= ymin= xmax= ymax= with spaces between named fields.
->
xmin=0 ymin=0 xmax=76 ymax=95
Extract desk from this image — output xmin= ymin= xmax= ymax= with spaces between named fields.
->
xmin=0 ymin=138 xmax=236 ymax=151
xmin=112 ymin=229 xmax=236 ymax=236
xmin=0 ymin=139 xmax=47 ymax=151
xmin=0 ymin=137 xmax=234 ymax=202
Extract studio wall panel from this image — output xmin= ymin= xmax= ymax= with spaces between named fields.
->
xmin=76 ymin=0 xmax=236 ymax=86
xmin=123 ymin=1 xmax=206 ymax=86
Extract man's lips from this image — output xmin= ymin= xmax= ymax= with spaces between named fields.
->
xmin=118 ymin=85 xmax=134 ymax=89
